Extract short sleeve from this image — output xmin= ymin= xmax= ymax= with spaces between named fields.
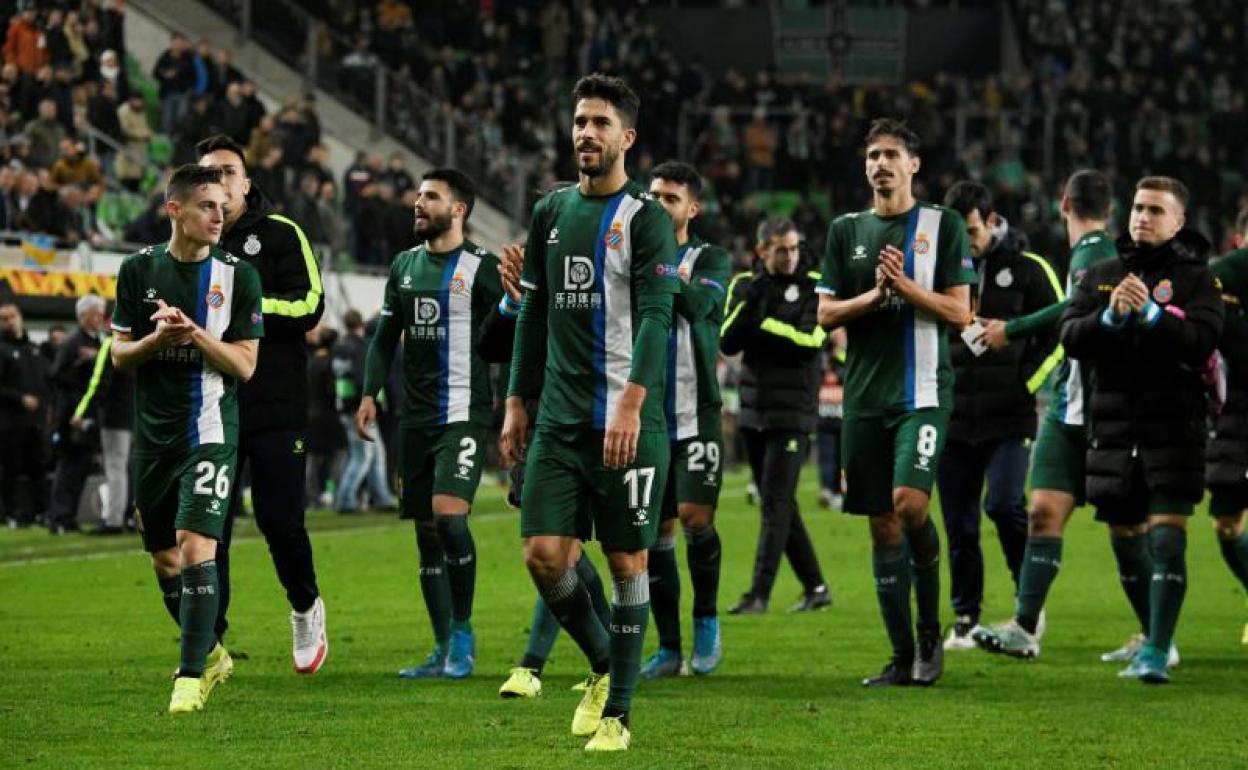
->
xmin=630 ymin=202 xmax=680 ymax=297
xmin=110 ymin=258 xmax=140 ymax=335
xmin=226 ymin=264 xmax=265 ymax=341
xmin=937 ymin=209 xmax=975 ymax=290
xmin=818 ymin=219 xmax=845 ymax=296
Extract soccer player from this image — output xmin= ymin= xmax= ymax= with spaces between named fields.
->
xmin=110 ymin=164 xmax=264 ymax=713
xmin=816 ymin=118 xmax=974 ymax=687
xmin=355 ymin=168 xmax=501 ymax=679
xmin=638 ymin=160 xmax=731 ymax=678
xmin=936 ymin=181 xmax=1062 ymax=650
xmin=1059 ymin=176 xmax=1222 ymax=683
xmin=197 ymin=135 xmax=327 ymax=674
xmin=1206 ymin=208 xmax=1248 ymax=645
xmin=972 ymin=170 xmax=1176 ymax=665
xmin=500 ymin=74 xmax=679 ymax=751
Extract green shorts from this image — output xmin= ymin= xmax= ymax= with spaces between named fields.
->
xmin=842 ymin=408 xmax=950 ymax=516
xmin=1209 ymin=484 xmax=1248 ymax=518
xmin=133 ymin=442 xmax=237 ymax=553
xmin=661 ymin=430 xmax=725 ymax=522
xmin=398 ymin=423 xmax=488 ymax=520
xmin=1030 ymin=414 xmax=1087 ymax=502
xmin=521 ymin=426 xmax=670 ymax=552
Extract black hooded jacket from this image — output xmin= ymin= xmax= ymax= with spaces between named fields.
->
xmin=1060 ymin=230 xmax=1224 ymax=505
xmin=948 ymin=229 xmax=1063 ymax=444
xmin=220 ymin=185 xmax=325 ymax=435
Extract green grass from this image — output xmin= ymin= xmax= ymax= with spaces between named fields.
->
xmin=2 ymin=468 xmax=1246 ymax=769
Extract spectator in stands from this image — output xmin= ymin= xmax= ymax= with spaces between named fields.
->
xmin=742 ymin=107 xmax=778 ymax=195
xmin=50 ymin=138 xmax=103 ymax=202
xmin=0 ymin=298 xmax=49 ymax=529
xmin=381 ymin=151 xmax=414 ymax=197
xmin=86 ymin=76 xmax=121 ymax=146
xmin=10 ymin=169 xmax=58 ymax=232
xmin=303 ymin=143 xmax=333 ymax=187
xmin=122 ymin=191 xmax=170 ymax=244
xmin=218 ymin=81 xmax=253 ymax=146
xmin=172 ymin=93 xmax=220 ymax=164
xmin=316 ymin=180 xmax=345 ymax=259
xmin=26 ymin=98 xmax=65 ymax=169
xmin=61 ymin=11 xmax=89 ymax=77
xmin=54 ymin=183 xmax=97 ymax=245
xmin=286 ymin=170 xmax=327 ymax=250
xmin=3 ymin=6 xmax=45 ymax=76
xmin=332 ymin=309 xmax=396 ymax=513
xmin=114 ymin=92 xmax=150 ymax=191
xmin=341 ymin=150 xmax=373 ymax=219
xmin=96 ymin=49 xmax=129 ymax=102
xmin=245 ymin=113 xmax=275 ymax=166
xmin=152 ymin=31 xmax=193 ymax=133
xmin=238 ymin=79 xmax=265 ymax=132
xmin=43 ymin=10 xmax=72 ymax=72
xmin=539 ymin=0 xmax=571 ymax=78
xmin=277 ymin=101 xmax=317 ymax=178
xmin=210 ymin=48 xmax=243 ymax=99
xmin=98 ymin=0 xmax=126 ymax=59
xmin=0 ymin=165 xmax=13 ymax=228
xmin=249 ymin=145 xmax=286 ymax=210
xmin=46 ymin=293 xmax=105 ymax=535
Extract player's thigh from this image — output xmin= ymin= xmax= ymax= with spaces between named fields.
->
xmin=673 ymin=431 xmax=724 ymax=511
xmin=1029 ymin=415 xmax=1087 ymax=503
xmin=520 ymin=427 xmax=591 ymax=540
xmin=592 ymin=431 xmax=670 ymax=553
xmin=397 ymin=426 xmax=438 ymax=521
xmin=841 ymin=415 xmax=893 ymax=516
xmin=174 ymin=443 xmax=237 ymax=542
xmin=430 ymin=423 xmax=488 ymax=510
xmin=891 ymin=408 xmax=950 ymax=496
xmin=133 ymin=451 xmax=183 ymax=553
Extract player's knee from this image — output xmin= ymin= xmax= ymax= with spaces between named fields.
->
xmin=604 ymin=549 xmax=647 ymax=579
xmin=176 ymin=531 xmax=217 ymax=566
xmin=150 ymin=548 xmax=180 ymax=577
xmin=677 ymin=503 xmax=714 ymax=533
xmin=892 ymin=488 xmax=928 ymax=522
xmin=869 ymin=513 xmax=905 ymax=547
xmin=657 ymin=518 xmax=679 ymax=540
xmin=523 ymin=540 xmax=565 ymax=582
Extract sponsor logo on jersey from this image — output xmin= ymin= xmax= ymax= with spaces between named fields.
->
xmin=914 ymin=233 xmax=931 ymax=256
xmin=995 ymin=268 xmax=1013 ymax=288
xmin=1153 ymin=279 xmax=1174 ymax=304
xmin=243 ymin=234 xmax=261 ymax=255
xmin=605 ymin=222 xmax=624 ymax=251
xmin=564 ymin=255 xmax=595 ymax=290
xmin=206 ymin=284 xmax=225 ymax=309
xmin=414 ymin=297 xmax=441 ymax=325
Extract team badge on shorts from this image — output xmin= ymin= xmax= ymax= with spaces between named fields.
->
xmin=1153 ymin=279 xmax=1174 ymax=304
xmin=206 ymin=284 xmax=225 ymax=308
xmin=605 ymin=222 xmax=624 ymax=250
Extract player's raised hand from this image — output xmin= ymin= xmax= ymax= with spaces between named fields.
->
xmin=500 ymin=244 xmax=525 ymax=301
xmin=354 ymin=396 xmax=377 ymax=442
xmin=150 ymin=299 xmax=195 ymax=347
xmin=500 ymin=396 xmax=530 ymax=466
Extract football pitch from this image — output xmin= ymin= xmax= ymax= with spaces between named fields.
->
xmin=2 ymin=468 xmax=1245 ymax=769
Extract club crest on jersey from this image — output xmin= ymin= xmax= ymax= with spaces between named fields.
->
xmin=243 ymin=234 xmax=261 ymax=255
xmin=995 ymin=268 xmax=1013 ymax=288
xmin=1153 ymin=279 xmax=1174 ymax=304
xmin=448 ymin=272 xmax=469 ymax=297
xmin=914 ymin=233 xmax=931 ymax=256
xmin=205 ymin=284 xmax=225 ymax=309
xmin=605 ymin=222 xmax=624 ymax=251
xmin=784 ymin=284 xmax=800 ymax=302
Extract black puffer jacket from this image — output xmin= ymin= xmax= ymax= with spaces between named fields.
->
xmin=220 ymin=185 xmax=325 ymax=435
xmin=720 ymin=264 xmax=823 ymax=433
xmin=949 ymin=229 xmax=1062 ymax=444
xmin=1060 ymin=230 xmax=1224 ymax=505
xmin=1207 ymin=248 xmax=1248 ymax=487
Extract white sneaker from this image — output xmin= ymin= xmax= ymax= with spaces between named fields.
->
xmin=291 ymin=596 xmax=328 ymax=674
xmin=1100 ymin=632 xmax=1144 ymax=663
xmin=1166 ymin=643 xmax=1180 ymax=669
xmin=943 ymin=615 xmax=981 ymax=651
xmin=1035 ymin=609 xmax=1047 ymax=641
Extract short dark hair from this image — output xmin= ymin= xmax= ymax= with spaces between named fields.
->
xmin=943 ymin=180 xmax=993 ymax=222
xmin=864 ymin=118 xmax=920 ymax=156
xmin=166 ymin=164 xmax=223 ymax=202
xmin=1235 ymin=208 xmax=1248 ymax=239
xmin=422 ymin=167 xmax=477 ymax=222
xmin=756 ymin=217 xmax=797 ymax=245
xmin=196 ymin=134 xmax=247 ymax=167
xmin=342 ymin=309 xmax=363 ymax=331
xmin=572 ymin=73 xmax=640 ymax=128
xmin=1064 ymin=169 xmax=1112 ymax=220
xmin=650 ymin=160 xmax=703 ymax=199
xmin=1136 ymin=176 xmax=1190 ymax=211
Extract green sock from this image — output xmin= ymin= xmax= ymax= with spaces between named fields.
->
xmin=604 ymin=573 xmax=649 ymax=721
xmin=907 ymin=518 xmax=941 ymax=634
xmin=436 ymin=515 xmax=475 ymax=628
xmin=575 ymin=552 xmax=612 ymax=631
xmin=1148 ymin=525 xmax=1187 ymax=651
xmin=872 ymin=544 xmax=914 ymax=663
xmin=1218 ymin=532 xmax=1248 ymax=592
xmin=415 ymin=523 xmax=452 ymax=646
xmin=647 ymin=533 xmax=681 ymax=652
xmin=685 ymin=524 xmax=722 ymax=618
xmin=538 ymin=568 xmax=610 ymax=673
xmin=1014 ymin=536 xmax=1062 ymax=633
xmin=178 ymin=560 xmax=219 ymax=677
xmin=1111 ymin=533 xmax=1153 ymax=633
xmin=157 ymin=574 xmax=181 ymax=625
xmin=520 ymin=598 xmax=561 ymax=674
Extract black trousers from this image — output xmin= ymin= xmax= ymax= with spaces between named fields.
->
xmin=215 ymin=427 xmax=320 ymax=639
xmin=1 ymin=425 xmax=48 ymax=523
xmin=935 ymin=438 xmax=1030 ymax=621
xmin=47 ymin=438 xmax=93 ymax=529
xmin=742 ymin=427 xmax=825 ymax=601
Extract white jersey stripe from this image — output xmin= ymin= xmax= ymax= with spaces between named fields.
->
xmin=911 ymin=207 xmax=942 ymax=409
xmin=196 ymin=259 xmax=234 ymax=445
xmin=603 ymin=194 xmax=646 ymax=422
xmin=672 ymin=245 xmax=705 ymax=440
xmin=445 ymin=251 xmax=481 ymax=423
